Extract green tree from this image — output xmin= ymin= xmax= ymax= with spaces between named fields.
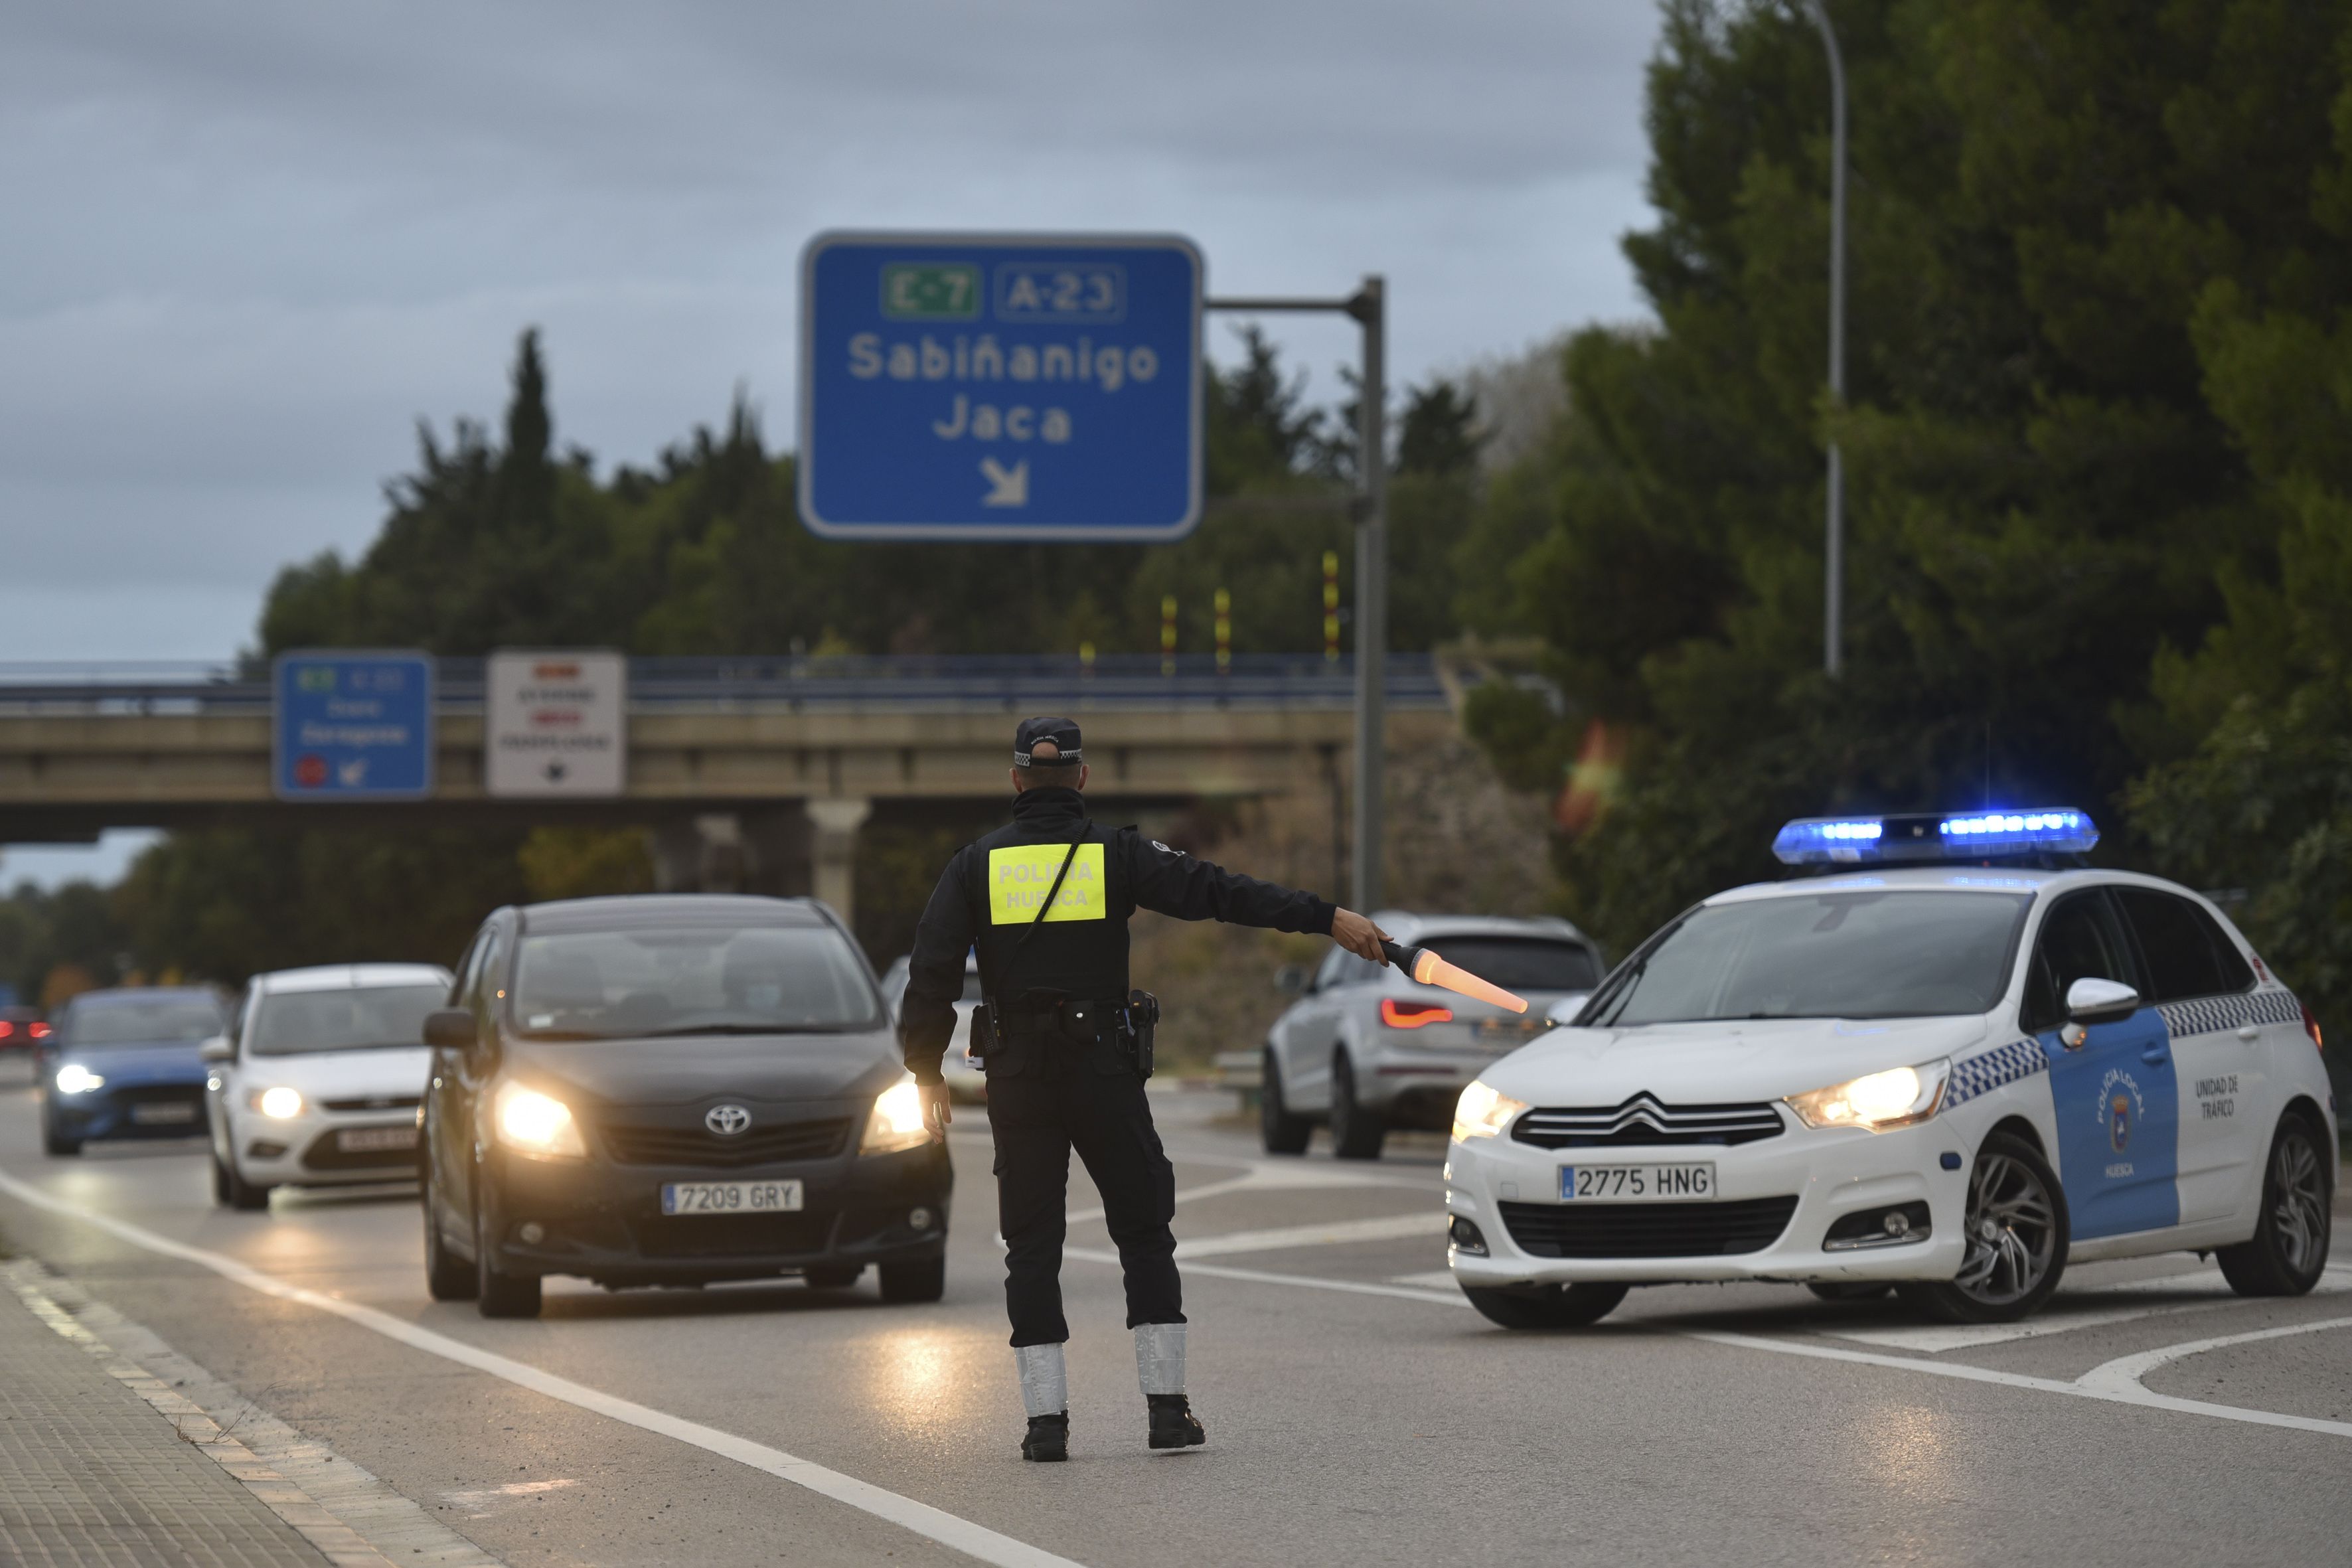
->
xmin=1468 ymin=0 xmax=2352 ymax=966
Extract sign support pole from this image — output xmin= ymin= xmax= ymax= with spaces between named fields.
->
xmin=1204 ymin=277 xmax=1386 ymax=909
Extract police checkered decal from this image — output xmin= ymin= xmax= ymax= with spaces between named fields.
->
xmin=1947 ymin=1038 xmax=2047 ymax=1109
xmin=2157 ymin=989 xmax=2302 ymax=1040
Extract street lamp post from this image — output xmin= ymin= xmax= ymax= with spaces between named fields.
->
xmin=1804 ymin=0 xmax=1848 ymax=677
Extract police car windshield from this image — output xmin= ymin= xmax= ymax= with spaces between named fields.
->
xmin=1589 ymin=891 xmax=2031 ymax=1026
xmin=511 ymin=926 xmax=883 ymax=1040
xmin=249 ymin=984 xmax=447 ymax=1056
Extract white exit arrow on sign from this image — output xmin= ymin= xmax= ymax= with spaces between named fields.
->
xmin=980 ymin=458 xmax=1028 ymax=507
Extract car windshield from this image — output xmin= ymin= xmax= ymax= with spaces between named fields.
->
xmin=1420 ymin=937 xmax=1599 ymax=993
xmin=61 ymin=996 xmax=223 ymax=1047
xmin=1589 ymin=891 xmax=2031 ymax=1025
xmin=248 ymin=984 xmax=447 ymax=1056
xmin=510 ymin=925 xmax=882 ymax=1040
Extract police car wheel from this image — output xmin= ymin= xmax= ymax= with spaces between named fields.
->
xmin=1462 ymin=1283 xmax=1628 ymax=1330
xmin=2217 ymin=1114 xmax=2332 ymax=1298
xmin=1899 ymin=1131 xmax=2068 ymax=1324
xmin=1259 ymin=1050 xmax=1312 ymax=1156
xmin=1328 ymin=1054 xmax=1385 ymax=1161
xmin=1805 ymin=1283 xmax=1893 ymax=1302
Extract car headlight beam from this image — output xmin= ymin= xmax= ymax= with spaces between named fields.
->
xmin=1451 ymin=1079 xmax=1528 ymax=1142
xmin=252 ymin=1086 xmax=305 ymax=1120
xmin=1785 ymin=1058 xmax=1951 ymax=1133
xmin=53 ymin=1063 xmax=104 ymax=1095
xmin=860 ymin=1077 xmax=931 ymax=1155
xmin=493 ymin=1082 xmax=586 ymax=1158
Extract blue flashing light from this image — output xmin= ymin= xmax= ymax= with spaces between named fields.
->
xmin=1773 ymin=807 xmax=2098 ymax=866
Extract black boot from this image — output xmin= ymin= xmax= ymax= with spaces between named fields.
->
xmin=1146 ymin=1393 xmax=1205 ymax=1450
xmin=1021 ymin=1412 xmax=1069 ymax=1462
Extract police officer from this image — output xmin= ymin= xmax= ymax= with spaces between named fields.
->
xmin=899 ymin=716 xmax=1390 ymax=1462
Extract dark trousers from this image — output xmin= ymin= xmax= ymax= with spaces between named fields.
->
xmin=985 ymin=1037 xmax=1183 ymax=1347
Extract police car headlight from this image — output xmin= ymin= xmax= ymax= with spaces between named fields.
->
xmin=494 ymin=1082 xmax=586 ymax=1158
xmin=861 ymin=1079 xmax=931 ymax=1155
xmin=1786 ymin=1059 xmax=1950 ymax=1133
xmin=1452 ymin=1080 xmax=1528 ymax=1142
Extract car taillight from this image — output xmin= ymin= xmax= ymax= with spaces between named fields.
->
xmin=0 ymin=1022 xmax=12 ymax=1039
xmin=1380 ymin=998 xmax=1454 ymax=1030
xmin=2303 ymin=1002 xmax=2323 ymax=1052
xmin=30 ymin=1022 xmax=49 ymax=1040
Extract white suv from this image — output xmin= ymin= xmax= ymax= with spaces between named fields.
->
xmin=1262 ymin=913 xmax=1605 ymax=1159
xmin=202 ymin=963 xmax=452 ymax=1210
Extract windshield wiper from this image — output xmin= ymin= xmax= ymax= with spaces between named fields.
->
xmin=635 ymin=1022 xmax=852 ymax=1038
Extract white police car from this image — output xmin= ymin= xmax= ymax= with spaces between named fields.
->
xmin=1445 ymin=809 xmax=2337 ymax=1328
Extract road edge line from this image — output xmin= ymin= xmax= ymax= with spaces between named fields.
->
xmin=0 ymin=1171 xmax=1089 ymax=1568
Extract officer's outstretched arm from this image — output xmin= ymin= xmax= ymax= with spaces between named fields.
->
xmin=901 ymin=852 xmax=977 ymax=1089
xmin=1127 ymin=832 xmax=1337 ymax=933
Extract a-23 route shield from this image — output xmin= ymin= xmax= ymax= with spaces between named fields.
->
xmin=797 ymin=232 xmax=1204 ymax=542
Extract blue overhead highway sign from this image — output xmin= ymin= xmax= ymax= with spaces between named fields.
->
xmin=798 ymin=232 xmax=1203 ymax=542
xmin=272 ymin=651 xmax=434 ymax=801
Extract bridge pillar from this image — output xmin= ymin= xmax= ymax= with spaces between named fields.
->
xmin=805 ymin=797 xmax=872 ymax=928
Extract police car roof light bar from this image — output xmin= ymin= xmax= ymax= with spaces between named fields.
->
xmin=1772 ymin=807 xmax=2098 ymax=866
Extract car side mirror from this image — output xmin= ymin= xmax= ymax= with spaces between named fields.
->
xmin=423 ymin=1008 xmax=476 ymax=1050
xmin=1544 ymin=994 xmax=1591 ymax=1027
xmin=1273 ymin=965 xmax=1308 ymax=996
xmin=2065 ymin=977 xmax=2140 ymax=1025
xmin=198 ymin=1035 xmax=233 ymax=1063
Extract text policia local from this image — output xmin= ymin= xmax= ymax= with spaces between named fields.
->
xmin=846 ymin=333 xmax=1162 ymax=444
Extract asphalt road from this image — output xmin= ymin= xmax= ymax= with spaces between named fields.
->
xmin=0 ymin=1056 xmax=2345 ymax=1568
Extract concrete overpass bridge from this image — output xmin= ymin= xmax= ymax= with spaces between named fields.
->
xmin=0 ymin=655 xmax=1463 ymax=922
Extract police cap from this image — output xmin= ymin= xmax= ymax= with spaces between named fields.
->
xmin=1014 ymin=716 xmax=1084 ymax=767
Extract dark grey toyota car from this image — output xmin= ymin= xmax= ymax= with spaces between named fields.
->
xmin=420 ymin=894 xmax=951 ymax=1318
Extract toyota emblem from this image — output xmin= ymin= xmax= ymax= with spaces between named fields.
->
xmin=705 ymin=1103 xmax=752 ymax=1137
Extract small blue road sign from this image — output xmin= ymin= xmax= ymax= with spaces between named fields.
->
xmin=272 ymin=651 xmax=435 ymax=801
xmin=799 ymin=232 xmax=1203 ymax=542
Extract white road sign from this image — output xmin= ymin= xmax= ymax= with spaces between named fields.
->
xmin=485 ymin=650 xmax=626 ymax=797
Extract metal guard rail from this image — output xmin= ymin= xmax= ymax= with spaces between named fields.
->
xmin=0 ymin=653 xmax=1453 ymax=714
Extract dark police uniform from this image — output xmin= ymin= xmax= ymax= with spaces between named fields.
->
xmin=899 ymin=726 xmax=1336 ymax=1350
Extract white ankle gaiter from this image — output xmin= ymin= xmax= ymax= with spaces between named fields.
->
xmin=1014 ymin=1343 xmax=1067 ymax=1418
xmin=1133 ymin=1322 xmax=1186 ymax=1395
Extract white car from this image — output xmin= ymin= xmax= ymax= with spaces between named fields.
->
xmin=879 ymin=951 xmax=987 ymax=1101
xmin=1447 ymin=809 xmax=2337 ymax=1328
xmin=202 ymin=963 xmax=453 ymax=1210
xmin=1263 ymin=913 xmax=1604 ymax=1159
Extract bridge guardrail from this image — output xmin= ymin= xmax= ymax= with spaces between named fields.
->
xmin=0 ymin=654 xmax=1454 ymax=715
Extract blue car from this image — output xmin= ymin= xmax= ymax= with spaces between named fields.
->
xmin=42 ymin=987 xmax=228 ymax=1156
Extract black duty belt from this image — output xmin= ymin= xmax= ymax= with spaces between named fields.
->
xmin=998 ymin=996 xmax=1127 ymax=1036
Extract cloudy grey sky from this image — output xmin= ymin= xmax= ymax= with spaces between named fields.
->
xmin=1 ymin=0 xmax=1661 ymax=675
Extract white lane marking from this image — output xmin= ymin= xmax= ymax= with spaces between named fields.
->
xmin=2078 ymin=1316 xmax=2352 ymax=1399
xmin=1065 ymin=1247 xmax=1466 ymax=1309
xmin=1824 ymin=1266 xmax=2352 ymax=1352
xmin=1175 ymin=1212 xmax=1437 ymax=1260
xmin=1686 ymin=1324 xmax=2352 ymax=1440
xmin=0 ymin=1172 xmax=1085 ymax=1568
xmin=1085 ymin=1237 xmax=2352 ymax=1441
xmin=1067 ymin=1160 xmax=1423 ymax=1229
xmin=442 ymin=1477 xmax=580 ymax=1517
xmin=1389 ymin=1269 xmax=1460 ymax=1289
